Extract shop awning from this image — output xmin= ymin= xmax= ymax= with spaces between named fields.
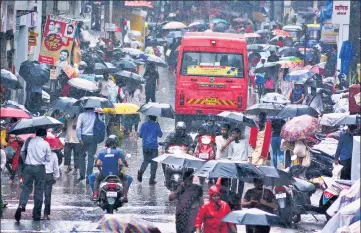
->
xmin=124 ymin=1 xmax=154 ymax=8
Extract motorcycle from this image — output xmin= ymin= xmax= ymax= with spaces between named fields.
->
xmin=159 ymin=143 xmax=192 ymax=191
xmin=97 ymin=175 xmax=124 ymax=214
xmin=193 ymin=135 xmax=216 ymax=161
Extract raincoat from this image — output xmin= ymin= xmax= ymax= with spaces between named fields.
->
xmin=195 ymin=186 xmax=232 ymax=233
xmin=339 ymin=40 xmax=354 ymax=75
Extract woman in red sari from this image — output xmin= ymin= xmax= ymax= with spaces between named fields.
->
xmin=195 ymin=185 xmax=237 ymax=233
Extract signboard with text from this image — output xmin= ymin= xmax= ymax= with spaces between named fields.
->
xmin=332 ymin=1 xmax=351 ymax=25
xmin=38 ymin=14 xmax=77 ymax=66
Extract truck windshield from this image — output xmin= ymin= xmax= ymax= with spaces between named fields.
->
xmin=180 ymin=52 xmax=244 ymax=78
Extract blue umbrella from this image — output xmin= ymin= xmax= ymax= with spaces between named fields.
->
xmin=285 ymin=69 xmax=312 ymax=82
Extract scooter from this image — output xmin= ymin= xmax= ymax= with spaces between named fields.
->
xmin=97 ymin=175 xmax=124 ymax=214
xmin=193 ymin=135 xmax=216 ymax=161
xmin=159 ymin=143 xmax=192 ymax=191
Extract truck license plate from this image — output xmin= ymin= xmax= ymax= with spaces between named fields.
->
xmin=106 ymin=192 xmax=117 ymax=197
xmin=205 ymin=98 xmax=217 ymax=105
xmin=276 ymin=193 xmax=287 ymax=199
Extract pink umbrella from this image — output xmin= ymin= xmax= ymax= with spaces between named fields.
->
xmin=281 ymin=115 xmax=319 ymax=142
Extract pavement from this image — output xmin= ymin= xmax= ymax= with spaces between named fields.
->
xmin=0 ymin=68 xmax=327 ymax=233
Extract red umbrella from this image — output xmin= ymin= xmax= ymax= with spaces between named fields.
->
xmin=0 ymin=107 xmax=31 ymax=119
xmin=272 ymin=29 xmax=291 ymax=37
xmin=16 ymin=132 xmax=63 ymax=150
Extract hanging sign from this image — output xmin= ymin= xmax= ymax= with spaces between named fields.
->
xmin=38 ymin=14 xmax=78 ymax=66
xmin=332 ymin=1 xmax=351 ymax=25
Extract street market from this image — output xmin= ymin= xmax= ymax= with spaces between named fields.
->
xmin=0 ymin=1 xmax=360 ymax=233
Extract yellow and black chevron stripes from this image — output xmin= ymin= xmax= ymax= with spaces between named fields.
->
xmin=186 ymin=98 xmax=236 ymax=106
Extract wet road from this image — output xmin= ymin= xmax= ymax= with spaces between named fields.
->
xmin=0 ymin=68 xmax=326 ymax=232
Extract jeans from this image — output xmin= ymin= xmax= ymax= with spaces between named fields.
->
xmin=340 ymin=158 xmax=351 ymax=180
xmin=26 ymin=92 xmax=42 ymax=114
xmin=139 ymin=148 xmax=158 ymax=181
xmin=44 ymin=173 xmax=54 ymax=216
xmin=64 ymin=143 xmax=81 ymax=168
xmin=271 ymin=137 xmax=284 ymax=168
xmin=79 ymin=135 xmax=97 ymax=178
xmin=19 ymin=165 xmax=45 ymax=219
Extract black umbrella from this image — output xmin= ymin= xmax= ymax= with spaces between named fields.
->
xmin=222 ymin=208 xmax=285 ymax=227
xmin=214 ymin=22 xmax=229 ymax=32
xmin=245 ymin=103 xmax=284 ymax=116
xmin=138 ymin=102 xmax=175 ymax=119
xmin=278 ymin=46 xmax=299 ymax=57
xmin=94 ymin=62 xmax=108 ymax=75
xmin=112 ymin=70 xmax=144 ymax=84
xmin=1 ymin=69 xmax=22 ymax=89
xmin=74 ymin=96 xmax=114 ymax=109
xmin=193 ymin=160 xmax=263 ymax=182
xmin=257 ymin=166 xmax=295 ymax=186
xmin=255 ymin=62 xmax=281 ymax=73
xmin=51 ymin=97 xmax=77 ymax=111
xmin=153 ymin=153 xmax=205 ymax=169
xmin=8 ymin=116 xmax=63 ymax=135
xmin=115 ymin=59 xmax=138 ymax=70
xmin=19 ymin=60 xmax=50 ymax=86
xmin=104 ymin=62 xmax=118 ymax=73
xmin=248 ymin=52 xmax=261 ymax=61
xmin=277 ymin=104 xmax=319 ymax=118
xmin=217 ymin=111 xmax=257 ymax=128
xmin=138 ymin=54 xmax=167 ymax=67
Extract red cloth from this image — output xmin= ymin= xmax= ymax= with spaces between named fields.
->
xmin=10 ymin=140 xmax=22 ymax=172
xmin=248 ymin=120 xmax=272 ymax=159
xmin=245 ymin=25 xmax=253 ymax=33
xmin=349 ymin=84 xmax=360 ymax=114
xmin=277 ymin=41 xmax=284 ymax=47
xmin=62 ymin=83 xmax=71 ymax=96
xmin=195 ymin=200 xmax=232 ymax=233
xmin=261 ymin=121 xmax=272 ymax=159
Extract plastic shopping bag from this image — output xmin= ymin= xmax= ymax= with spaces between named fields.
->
xmin=332 ymin=164 xmax=344 ymax=180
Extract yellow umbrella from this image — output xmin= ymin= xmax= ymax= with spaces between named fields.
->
xmin=102 ymin=103 xmax=140 ymax=115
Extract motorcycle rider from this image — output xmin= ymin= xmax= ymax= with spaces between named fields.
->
xmin=197 ymin=114 xmax=221 ymax=137
xmin=164 ymin=122 xmax=193 ymax=152
xmin=92 ymin=135 xmax=129 ymax=202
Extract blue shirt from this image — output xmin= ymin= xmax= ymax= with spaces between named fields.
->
xmin=97 ymin=148 xmax=125 ymax=176
xmin=138 ymin=120 xmax=163 ymax=149
xmin=335 ymin=132 xmax=353 ymax=161
xmin=76 ymin=111 xmax=99 ymax=140
xmin=291 ymin=87 xmax=305 ymax=103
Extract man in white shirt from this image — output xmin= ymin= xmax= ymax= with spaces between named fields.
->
xmin=215 ymin=124 xmax=231 ymax=160
xmin=99 ymin=72 xmax=115 ymax=99
xmin=15 ymin=128 xmax=51 ymax=222
xmin=303 ymin=87 xmax=324 ymax=114
xmin=43 ymin=149 xmax=60 ymax=220
xmin=227 ymin=128 xmax=252 ymax=198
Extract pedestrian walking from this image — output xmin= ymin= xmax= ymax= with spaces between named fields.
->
xmin=227 ymin=128 xmax=251 ymax=198
xmin=271 ymin=119 xmax=286 ymax=168
xmin=144 ymin=64 xmax=159 ymax=103
xmin=99 ymin=72 xmax=115 ymax=99
xmin=215 ymin=124 xmax=231 ymax=160
xmin=63 ymin=113 xmax=81 ymax=174
xmin=137 ymin=116 xmax=163 ymax=185
xmin=290 ymin=84 xmax=305 ymax=104
xmin=169 ymin=171 xmax=203 ymax=233
xmin=195 ymin=185 xmax=237 ymax=233
xmin=335 ymin=125 xmax=359 ymax=180
xmin=43 ymin=147 xmax=60 ymax=220
xmin=25 ymin=83 xmax=42 ymax=114
xmin=15 ymin=128 xmax=50 ymax=222
xmin=76 ymin=108 xmax=100 ymax=182
xmin=303 ymin=87 xmax=324 ymax=114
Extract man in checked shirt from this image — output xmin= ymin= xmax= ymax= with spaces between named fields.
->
xmin=15 ymin=128 xmax=51 ymax=222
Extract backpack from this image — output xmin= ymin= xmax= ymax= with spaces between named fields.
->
xmin=93 ymin=113 xmax=106 ymax=144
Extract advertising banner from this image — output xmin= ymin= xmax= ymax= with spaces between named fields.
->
xmin=39 ymin=14 xmax=77 ymax=66
xmin=320 ymin=24 xmax=339 ymax=44
xmin=186 ymin=65 xmax=238 ymax=77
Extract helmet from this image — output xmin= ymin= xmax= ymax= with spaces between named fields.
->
xmin=105 ymin=135 xmax=117 ymax=148
xmin=175 ymin=121 xmax=186 ymax=130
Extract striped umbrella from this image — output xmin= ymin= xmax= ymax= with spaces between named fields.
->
xmin=97 ymin=215 xmax=161 ymax=233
